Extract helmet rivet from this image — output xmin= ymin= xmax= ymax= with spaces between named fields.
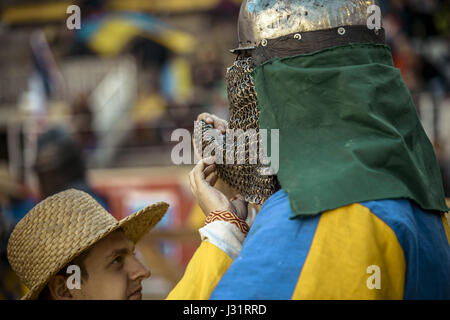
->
xmin=261 ymin=39 xmax=268 ymax=46
xmin=294 ymin=33 xmax=302 ymax=40
xmin=338 ymin=27 xmax=346 ymax=35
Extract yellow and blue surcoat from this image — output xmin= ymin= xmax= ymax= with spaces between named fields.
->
xmin=169 ymin=190 xmax=450 ymax=300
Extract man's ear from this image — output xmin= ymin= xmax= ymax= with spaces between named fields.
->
xmin=47 ymin=275 xmax=73 ymax=300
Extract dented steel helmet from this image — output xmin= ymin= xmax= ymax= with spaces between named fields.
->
xmin=201 ymin=0 xmax=385 ymax=205
xmin=232 ymin=0 xmax=382 ymax=53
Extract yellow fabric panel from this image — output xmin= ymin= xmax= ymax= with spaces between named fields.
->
xmin=109 ymin=0 xmax=220 ymax=13
xmin=292 ymin=203 xmax=405 ymax=300
xmin=442 ymin=213 xmax=450 ymax=246
xmin=166 ymin=241 xmax=232 ymax=300
xmin=147 ymin=30 xmax=196 ymax=54
xmin=88 ymin=19 xmax=139 ymax=57
xmin=133 ymin=93 xmax=167 ymax=123
xmin=169 ymin=57 xmax=194 ymax=101
xmin=2 ymin=2 xmax=70 ymax=23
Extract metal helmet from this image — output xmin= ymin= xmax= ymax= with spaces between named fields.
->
xmin=201 ymin=0 xmax=384 ymax=205
xmin=232 ymin=0 xmax=381 ymax=52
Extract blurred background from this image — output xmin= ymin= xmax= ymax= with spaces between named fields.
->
xmin=0 ymin=0 xmax=449 ymax=300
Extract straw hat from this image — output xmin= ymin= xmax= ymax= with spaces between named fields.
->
xmin=6 ymin=189 xmax=169 ymax=300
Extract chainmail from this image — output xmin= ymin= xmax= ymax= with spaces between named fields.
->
xmin=195 ymin=57 xmax=280 ymax=204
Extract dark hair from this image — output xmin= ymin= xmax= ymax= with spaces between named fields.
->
xmin=37 ymin=228 xmax=125 ymax=299
xmin=38 ymin=247 xmax=91 ymax=300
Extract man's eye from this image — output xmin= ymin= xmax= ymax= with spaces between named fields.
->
xmin=112 ymin=256 xmax=124 ymax=265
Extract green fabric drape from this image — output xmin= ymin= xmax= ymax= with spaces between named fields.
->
xmin=253 ymin=43 xmax=449 ymax=217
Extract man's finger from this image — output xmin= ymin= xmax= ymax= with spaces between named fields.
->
xmin=197 ymin=112 xmax=214 ymax=124
xmin=203 ymin=163 xmax=216 ymax=178
xmin=197 ymin=112 xmax=227 ymax=132
xmin=192 ymin=159 xmax=206 ymax=185
xmin=189 ymin=181 xmax=195 ymax=195
xmin=209 ymin=172 xmax=219 ymax=186
xmin=213 ymin=117 xmax=227 ymax=133
xmin=193 ymin=158 xmax=215 ymax=190
xmin=189 ymin=168 xmax=197 ymax=193
xmin=192 ymin=136 xmax=202 ymax=160
xmin=203 ymin=155 xmax=216 ymax=165
xmin=205 ymin=171 xmax=217 ymax=185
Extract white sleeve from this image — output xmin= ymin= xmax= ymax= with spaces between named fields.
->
xmin=198 ymin=221 xmax=246 ymax=260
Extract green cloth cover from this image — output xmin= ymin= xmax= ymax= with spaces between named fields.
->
xmin=253 ymin=43 xmax=449 ymax=217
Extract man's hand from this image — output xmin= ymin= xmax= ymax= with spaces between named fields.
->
xmin=193 ymin=113 xmax=228 ymax=163
xmin=193 ymin=112 xmax=240 ymax=199
xmin=189 ymin=157 xmax=248 ymax=221
xmin=197 ymin=112 xmax=228 ymax=134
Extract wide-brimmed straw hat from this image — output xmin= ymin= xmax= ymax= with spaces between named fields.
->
xmin=6 ymin=189 xmax=169 ymax=300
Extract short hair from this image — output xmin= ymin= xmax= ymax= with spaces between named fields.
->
xmin=37 ymin=228 xmax=125 ymax=300
xmin=37 ymin=247 xmax=91 ymax=300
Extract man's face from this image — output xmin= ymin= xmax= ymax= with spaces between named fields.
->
xmin=69 ymin=230 xmax=150 ymax=300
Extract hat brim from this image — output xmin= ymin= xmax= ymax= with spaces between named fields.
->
xmin=21 ymin=201 xmax=169 ymax=300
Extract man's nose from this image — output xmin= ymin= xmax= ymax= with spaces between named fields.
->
xmin=129 ymin=256 xmax=151 ymax=281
